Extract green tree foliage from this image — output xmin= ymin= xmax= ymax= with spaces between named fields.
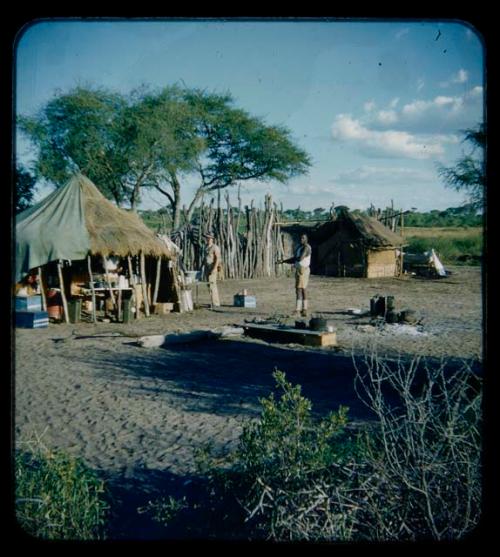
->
xmin=15 ymin=166 xmax=37 ymax=214
xmin=18 ymin=87 xmax=128 ymax=205
xmin=18 ymin=85 xmax=311 ymax=228
xmin=180 ymin=88 xmax=311 ymax=221
xmin=438 ymin=123 xmax=485 ymax=211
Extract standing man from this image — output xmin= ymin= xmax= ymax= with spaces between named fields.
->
xmin=203 ymin=233 xmax=221 ymax=308
xmin=279 ymin=234 xmax=312 ymax=317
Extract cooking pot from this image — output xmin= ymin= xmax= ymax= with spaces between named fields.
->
xmin=309 ymin=317 xmax=328 ymax=331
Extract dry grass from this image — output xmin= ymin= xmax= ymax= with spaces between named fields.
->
xmin=402 ymin=227 xmax=482 ymax=239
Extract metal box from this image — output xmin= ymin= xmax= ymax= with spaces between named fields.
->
xmin=234 ymin=294 xmax=257 ymax=308
xmin=15 ymin=295 xmax=42 ymax=312
xmin=16 ymin=310 xmax=49 ymax=329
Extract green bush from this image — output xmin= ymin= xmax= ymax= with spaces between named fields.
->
xmin=219 ymin=370 xmax=365 ymax=541
xmin=406 ymin=235 xmax=483 ymax=265
xmin=15 ymin=444 xmax=108 ymax=540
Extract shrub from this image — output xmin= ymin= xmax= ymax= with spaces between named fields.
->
xmin=222 ymin=370 xmax=365 ymax=541
xmin=15 ymin=439 xmax=108 ymax=540
xmin=353 ymin=353 xmax=482 ymax=540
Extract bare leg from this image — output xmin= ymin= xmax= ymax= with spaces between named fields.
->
xmin=301 ymin=288 xmax=308 ymax=317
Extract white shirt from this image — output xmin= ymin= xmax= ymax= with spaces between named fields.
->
xmin=295 ymin=244 xmax=311 ymax=269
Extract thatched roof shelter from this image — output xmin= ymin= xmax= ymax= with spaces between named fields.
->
xmin=313 ymin=211 xmax=405 ymax=248
xmin=280 ymin=210 xmax=405 ymax=278
xmin=16 ymin=174 xmax=173 ymax=281
xmin=312 ymin=211 xmax=405 ymax=278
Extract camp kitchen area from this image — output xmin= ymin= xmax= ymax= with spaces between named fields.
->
xmin=15 ymin=174 xmax=452 ymax=343
xmin=15 ymin=175 xmax=190 ymax=327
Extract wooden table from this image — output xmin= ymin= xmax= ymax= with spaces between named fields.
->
xmin=80 ymin=287 xmax=133 ymax=321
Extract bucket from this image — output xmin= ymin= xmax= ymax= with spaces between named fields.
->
xmin=375 ymin=296 xmax=386 ymax=317
xmin=309 ymin=317 xmax=328 ymax=331
xmin=385 ymin=310 xmax=398 ymax=324
xmin=68 ymin=298 xmax=82 ymax=324
xmin=47 ymin=304 xmax=63 ymax=320
xmin=122 ymin=298 xmax=132 ymax=323
xmin=47 ymin=289 xmax=63 ymax=320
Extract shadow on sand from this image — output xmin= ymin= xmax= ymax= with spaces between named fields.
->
xmin=87 ymin=339 xmax=481 ymax=540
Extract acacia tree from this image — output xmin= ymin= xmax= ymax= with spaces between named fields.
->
xmin=18 ymin=87 xmax=128 ymax=205
xmin=178 ymin=88 xmax=311 ymax=222
xmin=18 ymin=85 xmax=311 ymax=227
xmin=438 ymin=123 xmax=486 ymax=211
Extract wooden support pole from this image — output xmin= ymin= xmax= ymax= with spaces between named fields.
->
xmin=38 ymin=267 xmax=47 ymax=311
xmin=102 ymin=256 xmax=116 ymax=313
xmin=127 ymin=255 xmax=139 ymax=320
xmin=87 ymin=255 xmax=97 ymax=324
xmin=140 ymin=252 xmax=150 ymax=317
xmin=57 ymin=261 xmax=69 ymax=324
xmin=153 ymin=256 xmax=162 ymax=306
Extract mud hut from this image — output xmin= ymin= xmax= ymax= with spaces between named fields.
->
xmin=312 ymin=210 xmax=405 ymax=278
xmin=15 ymin=174 xmax=179 ymax=322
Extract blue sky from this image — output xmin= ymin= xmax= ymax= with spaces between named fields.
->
xmin=15 ymin=18 xmax=485 ymax=213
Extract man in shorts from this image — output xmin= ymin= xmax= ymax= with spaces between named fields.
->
xmin=280 ymin=234 xmax=312 ymax=317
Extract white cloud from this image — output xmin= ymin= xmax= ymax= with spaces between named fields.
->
xmin=375 ymin=109 xmax=398 ymax=125
xmin=439 ymin=68 xmax=469 ymax=88
xmin=335 ymin=165 xmax=435 ymax=186
xmin=389 ymin=97 xmax=400 ymax=108
xmin=416 ymin=78 xmax=425 ymax=93
xmin=364 ymin=100 xmax=376 ymax=112
xmin=369 ymin=87 xmax=483 ymax=133
xmin=454 ymin=69 xmax=469 ymax=83
xmin=331 ymin=114 xmax=444 ymax=159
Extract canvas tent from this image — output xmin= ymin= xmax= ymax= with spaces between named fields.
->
xmin=16 ymin=173 xmax=173 ymax=281
xmin=15 ymin=174 xmax=178 ymax=321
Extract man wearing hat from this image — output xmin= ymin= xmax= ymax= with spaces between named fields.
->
xmin=203 ymin=232 xmax=221 ymax=308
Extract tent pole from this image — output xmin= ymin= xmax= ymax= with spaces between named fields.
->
xmin=57 ymin=261 xmax=69 ymax=324
xmin=87 ymin=255 xmax=97 ymax=323
xmin=140 ymin=252 xmax=150 ymax=317
xmin=38 ymin=267 xmax=47 ymax=311
xmin=152 ymin=256 xmax=162 ymax=307
xmin=127 ymin=255 xmax=139 ymax=320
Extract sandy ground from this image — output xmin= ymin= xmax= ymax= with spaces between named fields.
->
xmin=14 ymin=265 xmax=483 ymax=538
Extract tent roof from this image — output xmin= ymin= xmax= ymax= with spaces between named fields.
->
xmin=16 ymin=174 xmax=173 ymax=281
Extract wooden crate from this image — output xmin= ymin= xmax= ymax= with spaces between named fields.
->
xmin=154 ymin=302 xmax=174 ymax=315
xmin=243 ymin=323 xmax=337 ymax=347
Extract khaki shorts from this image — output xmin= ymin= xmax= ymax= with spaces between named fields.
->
xmin=295 ymin=266 xmax=310 ymax=289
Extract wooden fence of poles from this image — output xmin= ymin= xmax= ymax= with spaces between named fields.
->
xmin=367 ymin=200 xmax=409 ymax=235
xmin=171 ymin=191 xmax=289 ymax=280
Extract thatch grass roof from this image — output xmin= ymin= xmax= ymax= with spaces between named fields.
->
xmin=281 ymin=210 xmax=405 ymax=248
xmin=348 ymin=212 xmax=405 ymax=247
xmin=77 ymin=174 xmax=173 ymax=257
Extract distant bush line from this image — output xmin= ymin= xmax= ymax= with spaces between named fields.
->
xmin=404 ymin=228 xmax=483 ymax=265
